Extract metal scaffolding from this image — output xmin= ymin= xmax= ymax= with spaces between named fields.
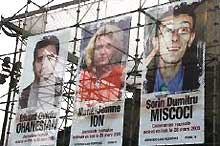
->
xmin=0 ymin=0 xmax=219 ymax=146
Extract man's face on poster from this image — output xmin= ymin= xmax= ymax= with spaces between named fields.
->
xmin=33 ymin=44 xmax=58 ymax=82
xmin=157 ymin=14 xmax=195 ymax=64
xmin=93 ymin=35 xmax=116 ymax=67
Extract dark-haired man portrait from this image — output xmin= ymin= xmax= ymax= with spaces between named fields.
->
xmin=144 ymin=2 xmax=202 ymax=94
xmin=18 ymin=35 xmax=62 ymax=109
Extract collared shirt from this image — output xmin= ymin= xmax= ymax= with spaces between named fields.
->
xmin=154 ymin=65 xmax=184 ymax=93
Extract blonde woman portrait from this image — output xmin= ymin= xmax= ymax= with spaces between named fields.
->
xmin=78 ymin=23 xmax=127 ymax=103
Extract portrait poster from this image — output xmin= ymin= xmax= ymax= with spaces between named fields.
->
xmin=9 ymin=29 xmax=70 ymax=146
xmin=139 ymin=0 xmax=205 ymax=145
xmin=69 ymin=16 xmax=131 ymax=146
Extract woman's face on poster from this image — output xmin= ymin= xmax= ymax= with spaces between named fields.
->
xmin=93 ymin=35 xmax=116 ymax=67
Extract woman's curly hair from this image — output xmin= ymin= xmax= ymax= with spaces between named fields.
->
xmin=85 ymin=24 xmax=124 ymax=68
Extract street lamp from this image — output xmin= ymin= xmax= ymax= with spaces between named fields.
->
xmin=0 ymin=57 xmax=11 ymax=84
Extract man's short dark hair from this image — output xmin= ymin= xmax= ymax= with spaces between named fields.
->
xmin=33 ymin=35 xmax=60 ymax=61
xmin=159 ymin=2 xmax=199 ymax=30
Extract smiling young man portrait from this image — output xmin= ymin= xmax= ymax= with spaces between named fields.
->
xmin=144 ymin=2 xmax=201 ymax=93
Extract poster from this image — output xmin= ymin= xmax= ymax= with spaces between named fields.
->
xmin=70 ymin=101 xmax=124 ymax=146
xmin=69 ymin=17 xmax=131 ymax=146
xmin=139 ymin=0 xmax=205 ymax=145
xmin=9 ymin=29 xmax=70 ymax=146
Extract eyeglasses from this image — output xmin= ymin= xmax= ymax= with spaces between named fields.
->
xmin=159 ymin=26 xmax=192 ymax=36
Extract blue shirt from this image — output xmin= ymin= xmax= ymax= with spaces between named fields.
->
xmin=154 ymin=65 xmax=184 ymax=93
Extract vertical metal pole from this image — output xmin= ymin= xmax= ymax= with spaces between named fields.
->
xmin=62 ymin=1 xmax=81 ymax=145
xmin=133 ymin=0 xmax=142 ymax=86
xmin=96 ymin=0 xmax=101 ymax=20
xmin=213 ymin=55 xmax=217 ymax=146
xmin=128 ymin=1 xmax=142 ymax=146
xmin=213 ymin=1 xmax=218 ymax=145
xmin=4 ymin=34 xmax=20 ymax=146
xmin=0 ymin=80 xmax=12 ymax=146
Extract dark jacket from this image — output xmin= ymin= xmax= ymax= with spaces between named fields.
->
xmin=18 ymin=77 xmax=63 ymax=109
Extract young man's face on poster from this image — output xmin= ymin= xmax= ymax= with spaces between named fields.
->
xmin=33 ymin=44 xmax=58 ymax=82
xmin=93 ymin=35 xmax=116 ymax=67
xmin=155 ymin=14 xmax=195 ymax=64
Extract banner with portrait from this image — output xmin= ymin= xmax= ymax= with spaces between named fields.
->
xmin=139 ymin=0 xmax=205 ymax=145
xmin=9 ymin=29 xmax=70 ymax=146
xmin=69 ymin=16 xmax=131 ymax=146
